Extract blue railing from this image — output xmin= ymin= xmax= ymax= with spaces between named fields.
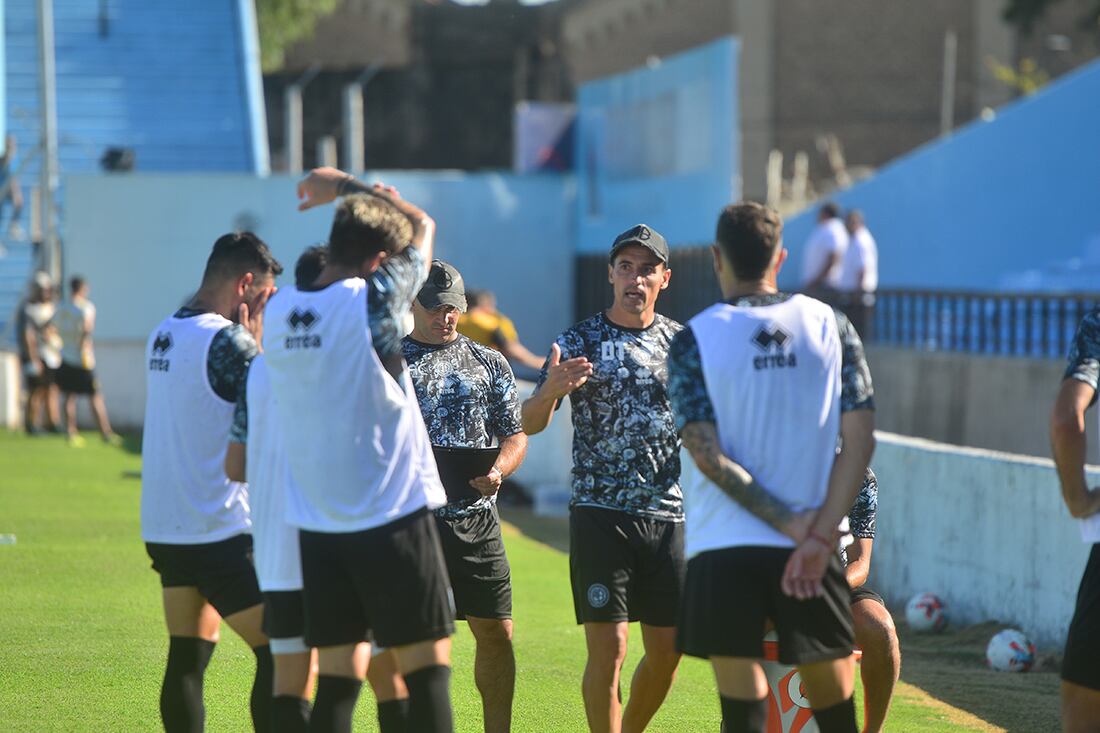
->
xmin=873 ymin=290 xmax=1098 ymax=358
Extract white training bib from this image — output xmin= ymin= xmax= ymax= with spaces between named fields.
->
xmin=141 ymin=312 xmax=250 ymax=543
xmin=683 ymin=294 xmax=842 ymax=557
xmin=263 ymin=280 xmax=444 ymax=533
xmin=244 ymin=355 xmax=302 ymax=590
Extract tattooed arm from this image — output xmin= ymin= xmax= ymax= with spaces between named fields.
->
xmin=680 ymin=421 xmax=813 ymax=541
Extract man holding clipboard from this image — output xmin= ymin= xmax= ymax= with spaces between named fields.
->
xmin=396 ymin=260 xmax=528 ymax=733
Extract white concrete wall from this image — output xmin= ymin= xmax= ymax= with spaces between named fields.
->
xmin=62 ymin=172 xmax=575 ymax=351
xmin=869 ymin=432 xmax=1094 ymax=648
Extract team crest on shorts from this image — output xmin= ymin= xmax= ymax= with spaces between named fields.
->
xmin=587 ymin=583 xmax=610 ymax=608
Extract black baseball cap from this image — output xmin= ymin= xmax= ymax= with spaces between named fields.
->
xmin=609 ymin=224 xmax=669 ymax=265
xmin=417 ymin=260 xmax=467 ymax=312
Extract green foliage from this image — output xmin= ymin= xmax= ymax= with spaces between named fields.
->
xmin=1003 ymin=0 xmax=1100 ymax=33
xmin=257 ymin=0 xmax=343 ymax=72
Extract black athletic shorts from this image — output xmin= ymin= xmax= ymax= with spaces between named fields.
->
xmin=434 ymin=506 xmax=512 ymax=620
xmin=24 ymin=365 xmax=56 ymax=390
xmin=678 ymin=546 xmax=854 ymax=666
xmin=56 ymin=362 xmax=97 ymax=395
xmin=850 ymin=585 xmax=885 ymax=607
xmin=298 ymin=507 xmax=455 ymax=649
xmin=145 ymin=533 xmax=263 ymax=618
xmin=263 ymin=590 xmax=305 ymax=640
xmin=569 ymin=506 xmax=685 ymax=626
xmin=1064 ymin=543 xmax=1100 ymax=690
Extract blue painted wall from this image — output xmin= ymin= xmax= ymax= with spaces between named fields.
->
xmin=779 ymin=58 xmax=1100 ymax=293
xmin=575 ymin=37 xmax=738 ymax=253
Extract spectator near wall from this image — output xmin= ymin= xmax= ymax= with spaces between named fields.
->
xmin=836 ymin=210 xmax=878 ymax=340
xmin=799 ymin=202 xmax=849 ymax=300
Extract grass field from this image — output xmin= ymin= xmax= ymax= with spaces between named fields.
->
xmin=0 ymin=430 xmax=1062 ymax=731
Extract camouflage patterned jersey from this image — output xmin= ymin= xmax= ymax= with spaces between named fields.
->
xmin=842 ymin=468 xmax=878 ymax=565
xmin=402 ymin=334 xmax=523 ymax=520
xmin=1065 ymin=310 xmax=1100 ymax=398
xmin=174 ymin=307 xmax=257 ymax=403
xmin=537 ymin=312 xmax=684 ymax=521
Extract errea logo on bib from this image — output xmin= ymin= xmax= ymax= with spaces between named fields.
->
xmin=285 ymin=307 xmax=322 ymax=349
xmin=149 ymin=331 xmax=172 ymax=372
xmin=751 ymin=324 xmax=797 ymax=370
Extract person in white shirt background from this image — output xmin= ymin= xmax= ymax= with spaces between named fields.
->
xmin=799 ymin=202 xmax=849 ymax=297
xmin=836 ymin=210 xmax=879 ymax=340
xmin=51 ymin=275 xmax=120 ymax=446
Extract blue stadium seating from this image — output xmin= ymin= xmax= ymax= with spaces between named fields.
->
xmin=1 ymin=0 xmax=266 ymax=338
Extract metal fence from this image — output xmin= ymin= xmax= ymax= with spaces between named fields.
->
xmin=873 ymin=290 xmax=1097 ymax=358
xmin=575 ymin=246 xmax=1098 ymax=360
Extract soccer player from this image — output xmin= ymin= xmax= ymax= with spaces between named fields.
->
xmin=843 ymin=469 xmax=900 ymax=733
xmin=141 ymin=232 xmax=282 ymax=732
xmin=668 ymin=202 xmax=875 ymax=733
xmin=225 ymin=245 xmax=329 ymax=732
xmin=264 ymin=167 xmax=454 ymax=733
xmin=51 ymin=275 xmax=119 ymax=445
xmin=393 ymin=260 xmax=527 ymax=732
xmin=522 ymin=224 xmax=683 ymax=733
xmin=1050 ymin=309 xmax=1100 ymax=733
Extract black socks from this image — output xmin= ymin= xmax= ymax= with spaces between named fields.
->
xmin=403 ymin=665 xmax=453 ymax=733
xmin=272 ymin=694 xmax=311 ymax=733
xmin=812 ymin=695 xmax=858 ymax=733
xmin=250 ymin=645 xmax=274 ymax=731
xmin=160 ymin=636 xmax=216 ymax=733
xmin=310 ymin=675 xmax=362 ymax=733
xmin=719 ymin=695 xmax=767 ymax=733
xmin=376 ymin=698 xmax=410 ymax=733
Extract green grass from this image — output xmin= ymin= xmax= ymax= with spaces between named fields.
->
xmin=0 ymin=430 xmax=1056 ymax=731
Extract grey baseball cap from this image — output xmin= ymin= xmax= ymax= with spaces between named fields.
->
xmin=609 ymin=224 xmax=669 ymax=265
xmin=417 ymin=260 xmax=467 ymax=312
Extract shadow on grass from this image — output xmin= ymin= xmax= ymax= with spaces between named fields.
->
xmin=500 ymin=506 xmax=569 ymax=554
xmin=119 ymin=431 xmax=142 ymax=457
xmin=896 ymin=620 xmax=1062 ymax=732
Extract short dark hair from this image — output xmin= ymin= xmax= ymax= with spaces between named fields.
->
xmin=715 ymin=202 xmax=784 ymax=280
xmin=69 ymin=276 xmax=86 ymax=295
xmin=294 ymin=245 xmax=328 ymax=288
xmin=819 ymin=202 xmax=840 ymax=219
xmin=201 ymin=232 xmax=283 ymax=285
xmin=328 ymin=194 xmax=412 ymax=267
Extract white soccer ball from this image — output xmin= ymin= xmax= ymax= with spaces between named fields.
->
xmin=986 ymin=628 xmax=1036 ymax=672
xmin=905 ymin=592 xmax=948 ymax=632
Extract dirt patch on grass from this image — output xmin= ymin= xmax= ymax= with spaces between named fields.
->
xmin=895 ymin=619 xmax=1061 ymax=732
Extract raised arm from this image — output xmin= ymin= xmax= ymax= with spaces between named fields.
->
xmin=297 ymin=167 xmax=435 ymax=275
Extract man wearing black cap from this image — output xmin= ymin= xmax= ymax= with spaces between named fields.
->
xmin=391 ymin=260 xmax=527 ymax=733
xmin=522 ymin=225 xmax=683 ymax=733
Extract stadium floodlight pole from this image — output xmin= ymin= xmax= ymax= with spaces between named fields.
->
xmin=940 ymin=28 xmax=958 ymax=137
xmin=36 ymin=0 xmax=61 ymax=281
xmin=342 ymin=62 xmax=383 ymax=174
xmin=284 ymin=63 xmax=321 ymax=174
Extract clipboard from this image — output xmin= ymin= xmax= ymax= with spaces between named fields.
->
xmin=432 ymin=446 xmax=501 ymax=503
